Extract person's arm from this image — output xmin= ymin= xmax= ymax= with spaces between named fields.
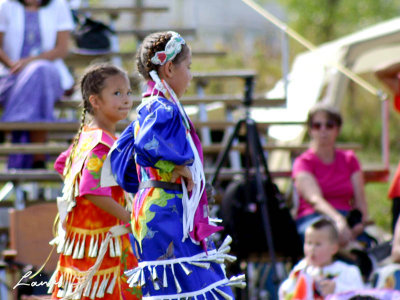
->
xmin=37 ymin=30 xmax=70 ymax=60
xmin=84 ymin=194 xmax=131 ymax=224
xmin=0 ymin=32 xmax=13 ymax=68
xmin=392 ymin=217 xmax=400 ymax=262
xmin=135 ymin=102 xmax=195 ymax=176
xmin=375 ymin=62 xmax=400 ymax=95
xmin=10 ymin=30 xmax=70 ymax=73
xmin=295 ymin=171 xmax=352 ymax=245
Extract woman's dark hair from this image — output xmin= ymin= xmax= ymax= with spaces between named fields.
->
xmin=63 ymin=63 xmax=126 ymax=177
xmin=136 ymin=31 xmax=190 ymax=80
xmin=307 ymin=103 xmax=342 ymax=128
xmin=18 ymin=0 xmax=52 ymax=7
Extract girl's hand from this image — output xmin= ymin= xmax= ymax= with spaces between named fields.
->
xmin=171 ymin=165 xmax=194 ymax=192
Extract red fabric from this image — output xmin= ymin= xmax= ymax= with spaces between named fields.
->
xmin=389 ymin=75 xmax=400 ymax=197
xmin=388 ymin=161 xmax=400 ymax=199
xmin=394 ymin=94 xmax=400 ymax=113
xmin=394 ymin=73 xmax=400 ymax=113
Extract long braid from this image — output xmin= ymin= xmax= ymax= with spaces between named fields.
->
xmin=63 ymin=107 xmax=87 ymax=177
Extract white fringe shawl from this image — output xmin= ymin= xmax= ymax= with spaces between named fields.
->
xmin=149 ymin=70 xmax=206 ymax=243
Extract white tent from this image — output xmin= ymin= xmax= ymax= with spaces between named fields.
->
xmin=255 ymin=17 xmax=400 ymax=142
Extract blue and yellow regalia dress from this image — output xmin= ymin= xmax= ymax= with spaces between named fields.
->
xmin=109 ymin=81 xmax=244 ymax=299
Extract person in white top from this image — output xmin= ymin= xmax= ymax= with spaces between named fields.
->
xmin=0 ymin=0 xmax=74 ymax=169
xmin=279 ymin=218 xmax=364 ymax=299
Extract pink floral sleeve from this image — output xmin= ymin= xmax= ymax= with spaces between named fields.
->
xmin=54 ymin=146 xmax=72 ymax=175
xmin=79 ymin=143 xmax=112 ymax=197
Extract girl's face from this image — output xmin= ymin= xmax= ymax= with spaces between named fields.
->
xmin=166 ymin=51 xmax=192 ymax=98
xmin=92 ymin=73 xmax=133 ymax=124
xmin=309 ymin=111 xmax=340 ymax=147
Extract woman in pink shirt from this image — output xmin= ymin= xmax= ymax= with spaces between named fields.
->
xmin=292 ymin=103 xmax=370 ymax=247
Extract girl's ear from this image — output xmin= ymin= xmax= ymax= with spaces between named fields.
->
xmin=88 ymin=94 xmax=100 ymax=111
xmin=163 ymin=61 xmax=174 ymax=78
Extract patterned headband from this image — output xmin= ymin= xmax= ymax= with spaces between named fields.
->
xmin=150 ymin=31 xmax=186 ymax=66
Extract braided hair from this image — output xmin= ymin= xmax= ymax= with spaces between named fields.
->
xmin=136 ymin=31 xmax=189 ymax=80
xmin=63 ymin=63 xmax=126 ymax=177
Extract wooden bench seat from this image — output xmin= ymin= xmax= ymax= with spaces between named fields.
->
xmin=65 ymin=49 xmax=227 ymax=67
xmin=189 ymin=69 xmax=257 ymax=80
xmin=0 ymin=120 xmax=305 ymax=131
xmin=205 ymin=167 xmax=389 ymax=184
xmin=55 ymin=94 xmax=286 ymax=109
xmin=75 ymin=6 xmax=169 ymax=15
xmin=201 ymin=143 xmax=361 ymax=154
xmin=0 ymin=167 xmax=388 ymax=184
xmin=133 ymin=69 xmax=257 ymax=83
xmin=115 ymin=28 xmax=196 ymax=39
xmin=0 ymin=142 xmax=362 ymax=155
xmin=128 ymin=69 xmax=258 ymax=84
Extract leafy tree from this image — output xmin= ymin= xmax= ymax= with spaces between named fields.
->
xmin=260 ymin=0 xmax=400 ymax=44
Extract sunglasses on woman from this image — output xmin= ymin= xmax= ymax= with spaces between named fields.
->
xmin=310 ymin=120 xmax=336 ymax=130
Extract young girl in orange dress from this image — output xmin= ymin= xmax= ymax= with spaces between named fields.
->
xmin=48 ymin=63 xmax=141 ymax=299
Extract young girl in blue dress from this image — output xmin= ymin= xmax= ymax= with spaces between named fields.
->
xmin=108 ymin=31 xmax=244 ymax=299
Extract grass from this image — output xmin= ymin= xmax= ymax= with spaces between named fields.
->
xmin=365 ymin=181 xmax=392 ymax=233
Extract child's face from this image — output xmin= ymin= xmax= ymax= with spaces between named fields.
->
xmin=304 ymin=227 xmax=338 ymax=267
xmin=167 ymin=50 xmax=192 ymax=98
xmin=94 ymin=73 xmax=133 ymax=123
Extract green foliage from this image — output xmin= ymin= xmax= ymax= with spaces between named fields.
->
xmin=260 ymin=0 xmax=400 ymax=44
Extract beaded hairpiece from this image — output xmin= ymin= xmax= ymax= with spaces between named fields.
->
xmin=150 ymin=31 xmax=186 ymax=66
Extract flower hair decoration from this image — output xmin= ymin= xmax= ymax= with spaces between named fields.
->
xmin=150 ymin=31 xmax=186 ymax=65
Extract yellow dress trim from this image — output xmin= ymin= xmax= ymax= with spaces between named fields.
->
xmin=66 ymin=224 xmax=115 ymax=235
xmin=57 ymin=265 xmax=120 ymax=277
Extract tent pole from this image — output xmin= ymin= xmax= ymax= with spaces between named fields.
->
xmin=281 ymin=31 xmax=289 ymax=101
xmin=382 ymin=98 xmax=390 ymax=169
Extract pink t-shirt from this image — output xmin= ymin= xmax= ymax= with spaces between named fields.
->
xmin=292 ymin=149 xmax=361 ymax=219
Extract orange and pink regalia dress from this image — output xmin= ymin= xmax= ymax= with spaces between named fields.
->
xmin=48 ymin=126 xmax=141 ymax=300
